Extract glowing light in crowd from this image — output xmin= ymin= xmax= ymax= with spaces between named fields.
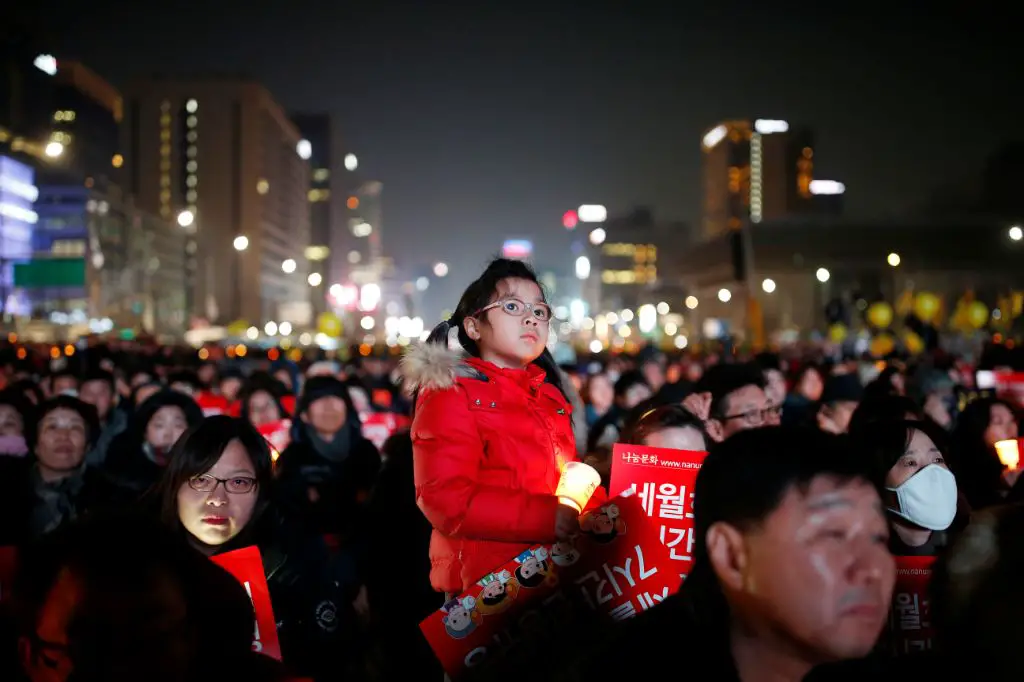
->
xmin=360 ymin=283 xmax=381 ymax=310
xmin=816 ymin=267 xmax=831 ymax=283
xmin=656 ymin=301 xmax=669 ymax=315
xmin=44 ymin=141 xmax=64 ymax=158
xmin=762 ymin=278 xmax=776 ymax=293
xmin=296 ymin=139 xmax=312 ymax=160
xmin=588 ymin=228 xmax=606 ymax=245
xmin=887 ymin=252 xmax=901 ymax=267
xmin=577 ymin=205 xmax=607 ymax=223
xmin=264 ymin=321 xmax=278 ymax=336
xmin=575 ymin=256 xmax=591 ymax=279
xmin=344 ymin=153 xmax=358 ymax=171
xmin=246 ymin=326 xmax=259 ymax=340
xmin=307 ymin=272 xmax=322 ymax=286
xmin=281 ymin=259 xmax=296 ymax=274
xmin=685 ymin=296 xmax=698 ymax=310
xmin=638 ymin=304 xmax=657 ymax=334
xmin=674 ymin=335 xmax=688 ymax=349
xmin=176 ymin=210 xmax=194 ymax=228
xmin=360 ymin=315 xmax=375 ymax=330
xmin=433 ymin=262 xmax=449 ymax=277
xmin=279 ymin=321 xmax=292 ymax=336
xmin=233 ymin=236 xmax=248 ymax=251
xmin=754 ymin=119 xmax=789 ymax=134
xmin=809 ymin=180 xmax=845 ymax=195
xmin=702 ymin=124 xmax=727 ymax=150
xmin=34 ymin=54 xmax=57 ymax=75
xmin=1009 ymin=226 xmax=1023 ymax=242
xmin=589 ymin=339 xmax=603 ymax=353
xmin=556 ymin=462 xmax=601 ymax=513
xmin=185 ymin=99 xmax=198 ymax=113
xmin=718 ymin=288 xmax=731 ymax=303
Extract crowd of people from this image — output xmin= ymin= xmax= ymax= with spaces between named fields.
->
xmin=0 ymin=257 xmax=1022 ymax=681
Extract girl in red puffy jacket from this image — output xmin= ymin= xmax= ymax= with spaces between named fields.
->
xmin=401 ymin=258 xmax=584 ymax=594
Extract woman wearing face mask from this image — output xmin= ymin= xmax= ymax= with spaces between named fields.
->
xmin=104 ymin=390 xmax=204 ymax=496
xmin=401 ymin=258 xmax=600 ymax=596
xmin=855 ymin=419 xmax=964 ymax=556
xmin=150 ymin=416 xmax=356 ymax=682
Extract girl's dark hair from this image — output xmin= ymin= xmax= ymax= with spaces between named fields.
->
xmin=424 ymin=257 xmax=568 ymax=402
xmin=950 ymin=397 xmax=1017 ymax=509
xmin=621 ymin=402 xmax=709 ymax=448
xmin=152 ymin=415 xmax=275 ymax=548
xmin=850 ymin=418 xmax=951 ymax=489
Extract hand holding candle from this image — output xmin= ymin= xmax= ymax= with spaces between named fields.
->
xmin=995 ymin=439 xmax=1020 ymax=471
xmin=556 ymin=461 xmax=602 ymax=513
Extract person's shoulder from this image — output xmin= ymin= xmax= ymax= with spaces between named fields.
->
xmin=401 ymin=344 xmax=488 ymax=397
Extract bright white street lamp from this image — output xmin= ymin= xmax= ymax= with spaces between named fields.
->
xmin=296 ymin=139 xmax=312 ymax=160
xmin=762 ymin=278 xmax=776 ymax=293
xmin=360 ymin=315 xmax=375 ymax=330
xmin=233 ymin=235 xmax=248 ymax=251
xmin=176 ymin=210 xmax=194 ymax=228
xmin=887 ymin=252 xmax=901 ymax=267
xmin=344 ymin=153 xmax=358 ymax=171
xmin=575 ymin=255 xmax=591 ymax=279
xmin=307 ymin=272 xmax=322 ymax=287
xmin=433 ymin=262 xmax=449 ymax=277
xmin=816 ymin=267 xmax=831 ymax=283
xmin=1010 ymin=226 xmax=1023 ymax=242
xmin=44 ymin=141 xmax=64 ymax=158
xmin=718 ymin=288 xmax=732 ymax=303
xmin=281 ymin=259 xmax=296 ymax=274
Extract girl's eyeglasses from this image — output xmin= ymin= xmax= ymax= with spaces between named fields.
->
xmin=188 ymin=474 xmax=257 ymax=494
xmin=474 ymin=298 xmax=553 ymax=322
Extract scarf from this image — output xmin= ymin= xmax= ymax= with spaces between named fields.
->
xmin=31 ymin=465 xmax=86 ymax=536
xmin=304 ymin=422 xmax=352 ymax=464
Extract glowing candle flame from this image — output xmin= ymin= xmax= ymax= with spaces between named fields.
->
xmin=995 ymin=439 xmax=1019 ymax=471
xmin=556 ymin=462 xmax=601 ymax=513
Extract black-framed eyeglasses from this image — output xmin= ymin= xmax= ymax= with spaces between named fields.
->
xmin=188 ymin=474 xmax=257 ymax=494
xmin=474 ymin=298 xmax=553 ymax=322
xmin=720 ymin=405 xmax=782 ymax=427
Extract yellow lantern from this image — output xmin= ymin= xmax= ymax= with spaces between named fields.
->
xmin=870 ymin=334 xmax=895 ymax=357
xmin=967 ymin=301 xmax=989 ymax=329
xmin=913 ymin=292 xmax=941 ymax=324
xmin=828 ymin=324 xmax=848 ymax=343
xmin=317 ymin=312 xmax=342 ymax=337
xmin=867 ymin=302 xmax=894 ymax=329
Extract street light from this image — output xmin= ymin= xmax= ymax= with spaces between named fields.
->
xmin=176 ymin=210 xmax=195 ymax=228
xmin=575 ymin=256 xmax=591 ymax=279
xmin=281 ymin=259 xmax=296 ymax=274
xmin=433 ymin=262 xmax=449 ymax=277
xmin=685 ymin=296 xmax=698 ymax=310
xmin=307 ymin=272 xmax=322 ymax=287
xmin=887 ymin=252 xmax=901 ymax=267
xmin=816 ymin=267 xmax=831 ymax=283
xmin=344 ymin=153 xmax=358 ymax=171
xmin=1010 ymin=226 xmax=1023 ymax=242
xmin=589 ymin=228 xmax=606 ymax=245
xmin=44 ymin=141 xmax=64 ymax=158
xmin=296 ymin=139 xmax=312 ymax=160
xmin=233 ymin=235 xmax=248 ymax=251
xmin=718 ymin=288 xmax=732 ymax=303
xmin=762 ymin=278 xmax=776 ymax=293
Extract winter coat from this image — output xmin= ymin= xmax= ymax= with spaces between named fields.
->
xmin=402 ymin=343 xmax=579 ymax=594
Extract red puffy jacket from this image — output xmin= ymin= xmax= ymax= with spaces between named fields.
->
xmin=404 ymin=343 xmax=579 ymax=593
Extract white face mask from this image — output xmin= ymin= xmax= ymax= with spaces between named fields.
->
xmin=886 ymin=464 xmax=958 ymax=531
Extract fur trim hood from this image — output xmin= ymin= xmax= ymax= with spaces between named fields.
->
xmin=400 ymin=343 xmax=485 ymax=392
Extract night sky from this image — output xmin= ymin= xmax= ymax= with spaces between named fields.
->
xmin=18 ymin=2 xmax=1023 ymax=305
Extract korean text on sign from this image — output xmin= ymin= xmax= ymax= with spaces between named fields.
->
xmin=890 ymin=555 xmax=936 ymax=656
xmin=610 ymin=444 xmax=706 ymax=575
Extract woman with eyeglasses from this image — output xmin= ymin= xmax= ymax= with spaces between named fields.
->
xmin=401 ymin=258 xmax=602 ymax=596
xmin=151 ymin=415 xmax=357 ymax=681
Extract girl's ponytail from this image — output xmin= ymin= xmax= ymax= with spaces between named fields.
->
xmin=424 ymin=319 xmax=452 ymax=347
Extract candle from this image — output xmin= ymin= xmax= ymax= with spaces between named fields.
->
xmin=556 ymin=461 xmax=601 ymax=513
xmin=995 ymin=439 xmax=1020 ymax=471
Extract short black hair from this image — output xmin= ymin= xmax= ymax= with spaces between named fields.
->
xmin=612 ymin=370 xmax=648 ymax=399
xmin=31 ymin=395 xmax=101 ymax=450
xmin=621 ymin=402 xmax=708 ymax=447
xmin=695 ymin=363 xmax=766 ymax=419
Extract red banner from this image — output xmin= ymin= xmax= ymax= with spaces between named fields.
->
xmin=609 ymin=444 xmax=706 ymax=579
xmin=994 ymin=371 xmax=1024 ymax=409
xmin=362 ymin=412 xmax=411 ymax=450
xmin=210 ymin=546 xmax=283 ymax=661
xmin=0 ymin=546 xmax=16 ymax=602
xmin=890 ymin=555 xmax=936 ymax=656
xmin=419 ymin=493 xmax=679 ymax=679
xmin=196 ymin=392 xmax=230 ymax=417
xmin=257 ymin=419 xmax=292 ymax=456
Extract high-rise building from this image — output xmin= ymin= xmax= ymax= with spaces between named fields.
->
xmin=121 ymin=78 xmax=312 ymax=328
xmin=290 ymin=113 xmax=342 ymax=316
xmin=700 ymin=119 xmax=817 ymax=239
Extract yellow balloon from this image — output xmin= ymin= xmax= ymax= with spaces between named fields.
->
xmin=903 ymin=331 xmax=924 ymax=355
xmin=317 ymin=312 xmax=342 ymax=337
xmin=870 ymin=334 xmax=895 ymax=357
xmin=828 ymin=324 xmax=848 ymax=343
xmin=867 ymin=302 xmax=894 ymax=329
xmin=967 ymin=301 xmax=989 ymax=329
xmin=913 ymin=293 xmax=941 ymax=324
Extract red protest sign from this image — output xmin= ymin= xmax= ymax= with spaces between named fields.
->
xmin=889 ymin=555 xmax=936 ymax=656
xmin=994 ymin=371 xmax=1024 ymax=409
xmin=361 ymin=412 xmax=411 ymax=450
xmin=257 ymin=419 xmax=292 ymax=456
xmin=196 ymin=392 xmax=230 ymax=417
xmin=610 ymin=444 xmax=706 ymax=579
xmin=0 ymin=546 xmax=17 ymax=602
xmin=210 ymin=546 xmax=283 ymax=661
xmin=419 ymin=493 xmax=679 ymax=679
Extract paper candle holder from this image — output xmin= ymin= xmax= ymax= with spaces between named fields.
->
xmin=556 ymin=461 xmax=601 ymax=513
